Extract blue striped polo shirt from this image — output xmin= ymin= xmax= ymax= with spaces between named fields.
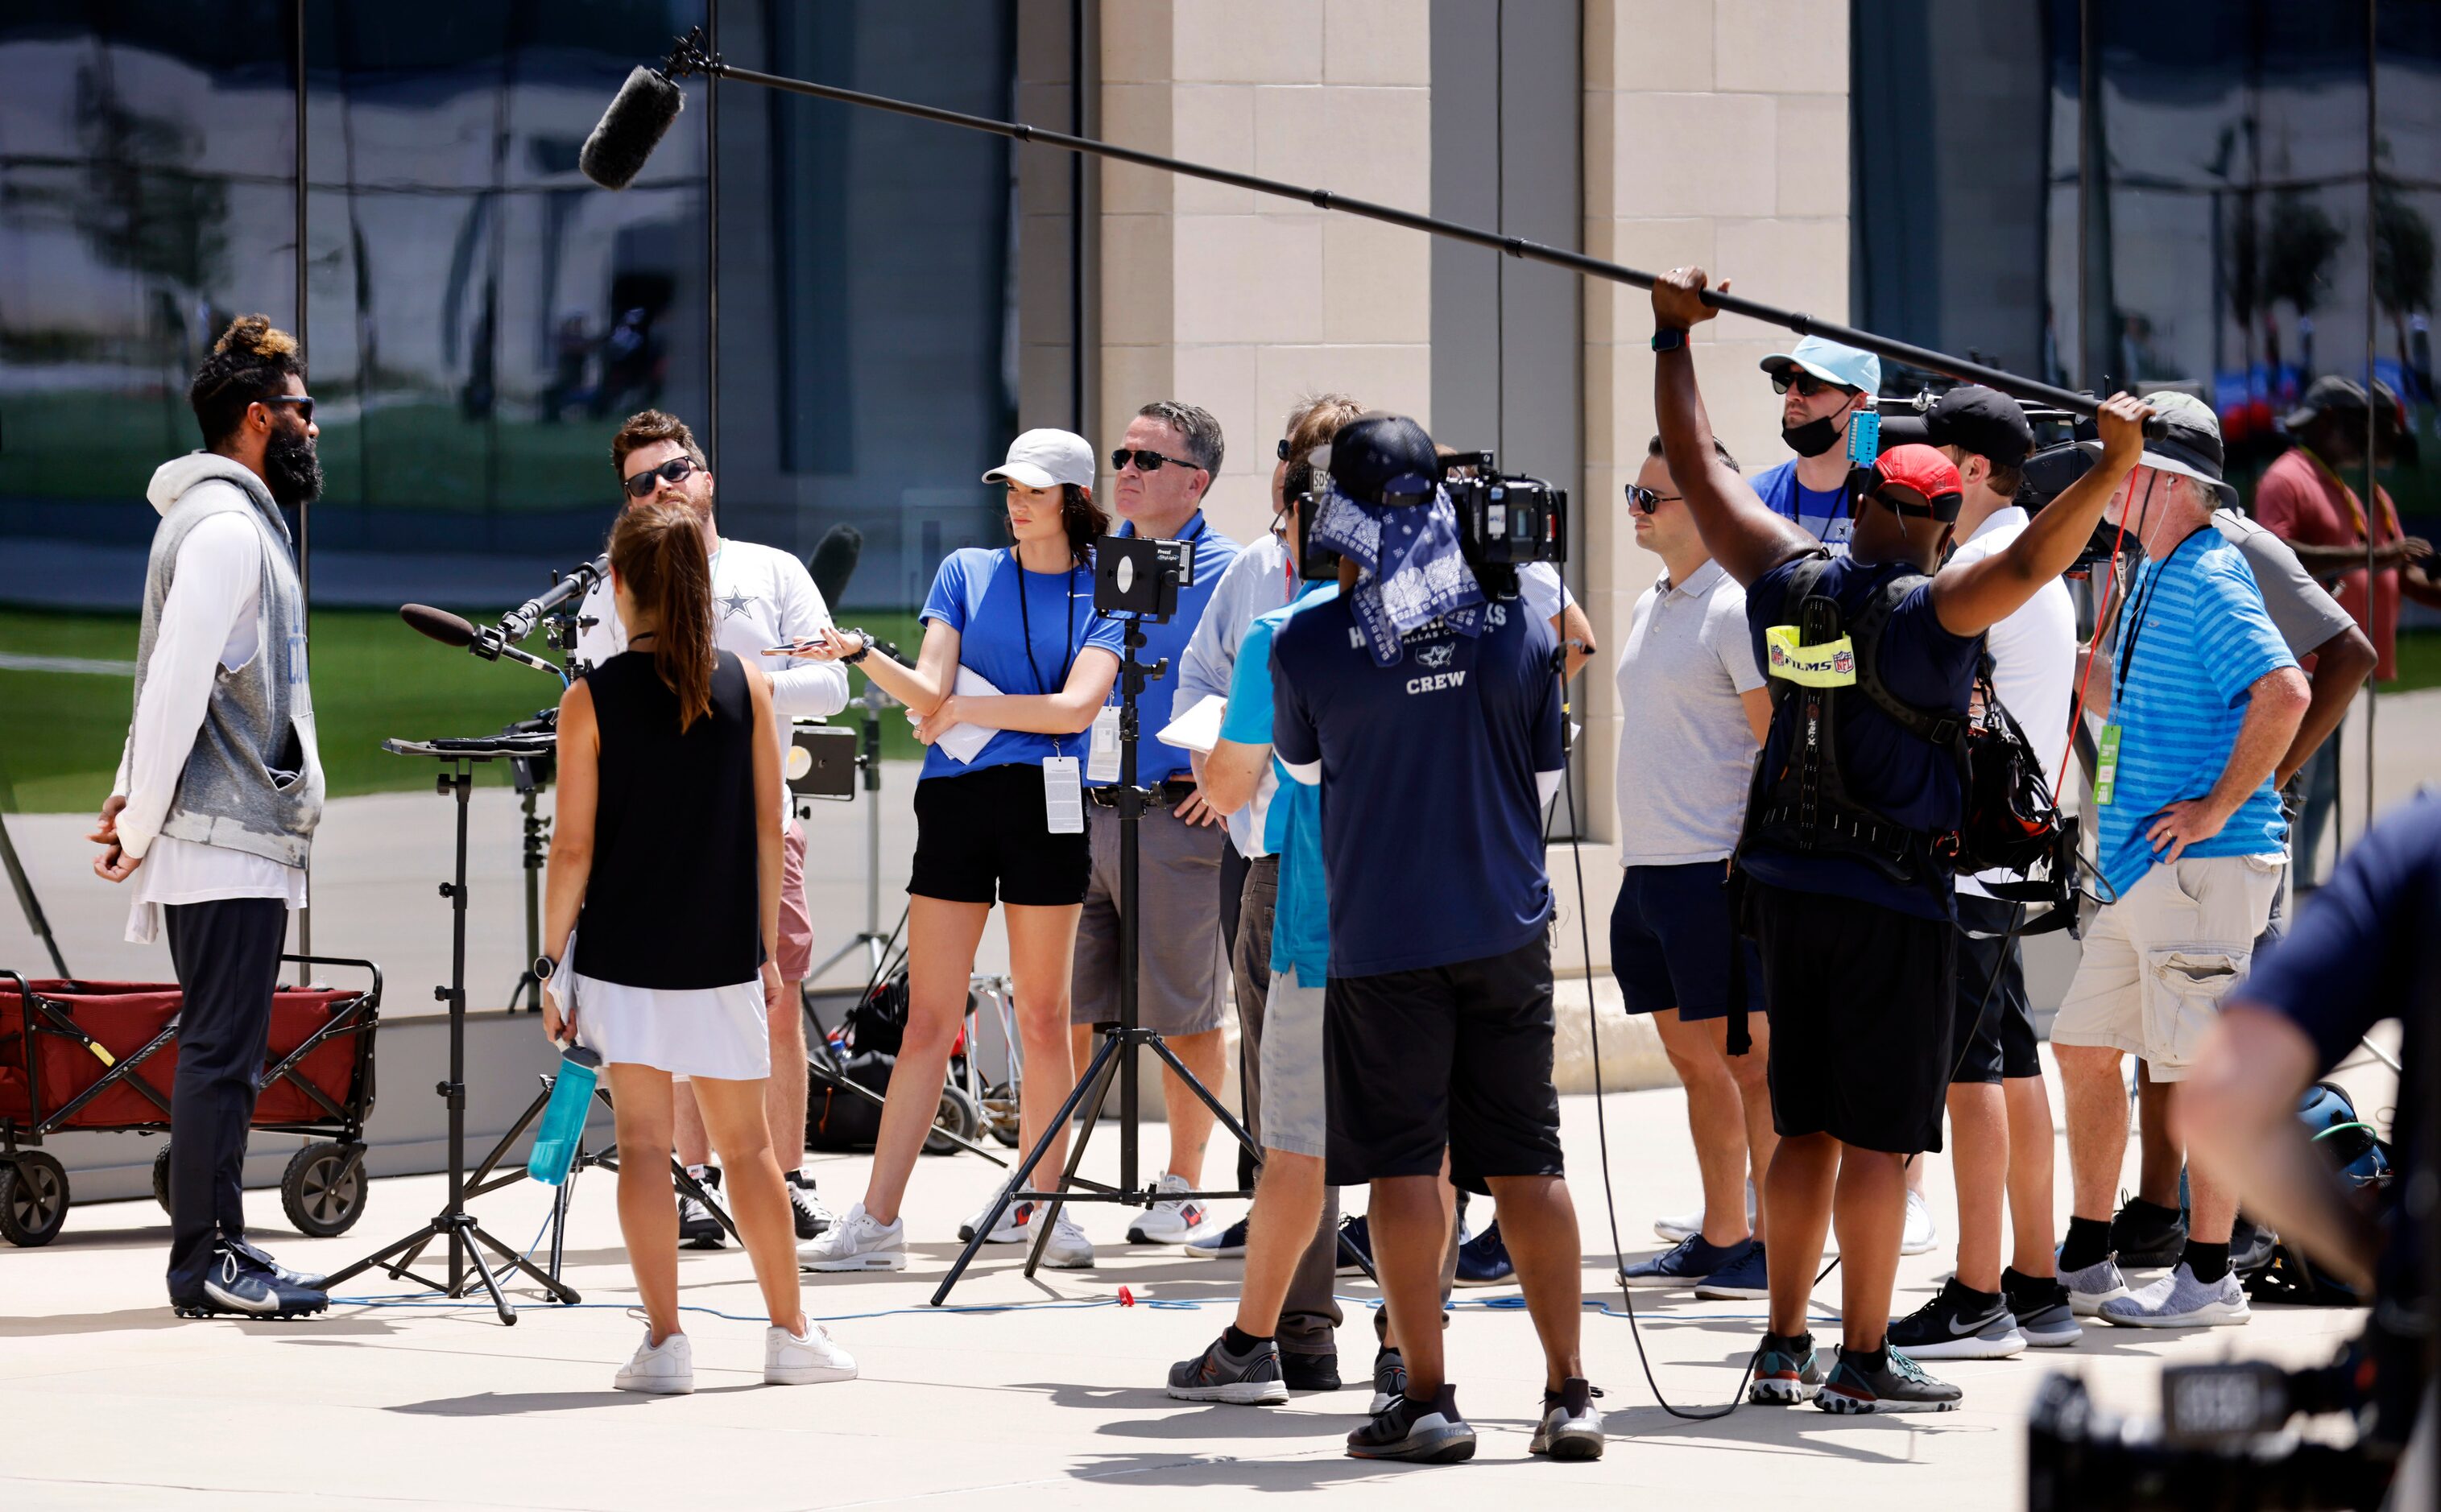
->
xmin=2096 ymin=531 xmax=2296 ymax=899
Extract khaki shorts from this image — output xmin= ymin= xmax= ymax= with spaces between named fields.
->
xmin=2050 ymin=853 xmax=2284 ymax=1080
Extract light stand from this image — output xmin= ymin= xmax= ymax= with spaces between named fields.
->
xmin=805 ymin=678 xmax=896 ymax=987
xmin=930 ymin=599 xmax=1259 ymax=1306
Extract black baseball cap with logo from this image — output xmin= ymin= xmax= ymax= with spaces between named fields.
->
xmin=1882 ymin=385 xmax=2034 ymax=470
xmin=1314 ymin=412 xmax=1439 ymax=506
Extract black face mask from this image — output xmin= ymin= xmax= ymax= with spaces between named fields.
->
xmin=1781 ymin=411 xmax=1846 ymax=459
xmin=264 ymin=417 xmax=323 ymax=508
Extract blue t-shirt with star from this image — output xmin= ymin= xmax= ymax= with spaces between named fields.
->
xmin=1270 ymin=593 xmax=1562 ymax=977
xmin=918 ymin=547 xmax=1126 ymax=780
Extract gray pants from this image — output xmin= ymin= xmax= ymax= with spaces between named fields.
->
xmin=1231 ymin=856 xmax=1345 ymax=1358
xmin=1071 ymin=802 xmax=1227 ymax=1034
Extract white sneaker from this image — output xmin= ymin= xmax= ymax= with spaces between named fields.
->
xmin=765 ymin=1320 xmax=858 ymax=1384
xmin=2097 ymin=1262 xmax=2251 ymax=1329
xmin=1127 ymin=1173 xmax=1211 ymax=1245
xmin=1902 ymin=1189 xmax=1938 ymax=1256
xmin=798 ymin=1201 xmax=907 ymax=1272
xmin=2060 ymin=1257 xmax=2130 ymax=1316
xmin=1041 ymin=1211 xmax=1095 ymax=1270
xmin=1654 ymin=1180 xmax=1756 ymax=1245
xmin=614 ymin=1328 xmax=694 ymax=1394
xmin=962 ymin=1192 xmax=1029 ymax=1244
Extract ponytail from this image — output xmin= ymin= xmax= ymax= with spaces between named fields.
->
xmin=608 ymin=503 xmax=717 ymax=731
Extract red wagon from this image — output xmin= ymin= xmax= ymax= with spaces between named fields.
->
xmin=0 ymin=956 xmax=382 ymax=1247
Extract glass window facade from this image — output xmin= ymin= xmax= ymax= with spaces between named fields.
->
xmin=1 ymin=0 xmax=1020 ymax=813
xmin=1854 ymin=0 xmax=2441 ymax=871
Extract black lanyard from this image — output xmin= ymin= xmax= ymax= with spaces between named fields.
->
xmin=2114 ymin=527 xmax=2208 ymax=708
xmin=1014 ymin=550 xmax=1081 ymax=697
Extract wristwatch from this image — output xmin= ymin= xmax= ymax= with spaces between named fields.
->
xmin=840 ymin=629 xmax=875 ymax=665
xmin=532 ymin=953 xmax=558 ymax=983
xmin=1651 ymin=327 xmax=1689 ymax=353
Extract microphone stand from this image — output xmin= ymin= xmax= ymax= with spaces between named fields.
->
xmin=805 ymin=676 xmax=896 ymax=988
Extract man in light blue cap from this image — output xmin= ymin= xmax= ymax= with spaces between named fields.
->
xmin=1752 ymin=336 xmax=1881 ymax=556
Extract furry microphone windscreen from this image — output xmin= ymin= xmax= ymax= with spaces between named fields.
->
xmin=809 ymin=523 xmax=864 ymax=610
xmin=580 ymin=67 xmax=685 ymax=191
xmin=399 ymin=603 xmax=478 ymax=648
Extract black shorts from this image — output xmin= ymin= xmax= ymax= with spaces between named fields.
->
xmin=1748 ymin=881 xmax=1954 ymax=1155
xmin=908 ymin=762 xmax=1090 ymax=907
xmin=1610 ymin=862 xmax=1765 ymax=1022
xmin=1951 ymin=893 xmax=2040 ymax=1084
xmin=1323 ymin=935 xmax=1565 ymax=1196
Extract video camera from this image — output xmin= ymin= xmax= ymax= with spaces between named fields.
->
xmin=1287 ymin=425 xmax=1568 ymax=601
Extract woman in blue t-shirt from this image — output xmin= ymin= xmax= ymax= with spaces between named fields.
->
xmin=785 ymin=429 xmax=1123 ymax=1272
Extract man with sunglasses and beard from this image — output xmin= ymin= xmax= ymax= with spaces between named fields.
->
xmin=1649 ymin=266 xmax=2154 ymax=1413
xmin=1750 ymin=336 xmax=1883 ymax=558
xmin=93 ymin=315 xmax=329 ymax=1320
xmin=573 ymin=411 xmax=851 ymax=1250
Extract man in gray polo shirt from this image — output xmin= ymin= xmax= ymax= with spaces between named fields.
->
xmin=1610 ymin=434 xmax=1778 ymax=1303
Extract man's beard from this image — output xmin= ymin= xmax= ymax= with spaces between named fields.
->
xmin=264 ymin=420 xmax=323 ymax=507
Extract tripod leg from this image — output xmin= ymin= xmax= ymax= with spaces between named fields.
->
xmin=324 ymin=1221 xmax=441 ymax=1290
xmin=470 ymin=1222 xmax=581 ymax=1307
xmin=1145 ymin=1033 xmax=1262 ymax=1184
xmin=459 ymin=1223 xmax=519 ymax=1324
xmin=928 ymin=1031 xmax=1122 ymax=1308
xmin=672 ymin=1158 xmax=739 ymax=1242
xmin=1025 ymin=1034 xmax=1123 ymax=1279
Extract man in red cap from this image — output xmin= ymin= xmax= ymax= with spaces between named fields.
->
xmin=1647 ymin=265 xmax=2153 ymax=1414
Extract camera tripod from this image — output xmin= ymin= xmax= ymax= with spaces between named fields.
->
xmin=929 ymin=614 xmax=1259 ymax=1303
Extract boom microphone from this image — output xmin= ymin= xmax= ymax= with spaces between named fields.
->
xmin=808 ymin=523 xmax=863 ymax=610
xmin=400 ymin=604 xmax=477 ymax=647
xmin=581 ymin=65 xmax=685 ymax=191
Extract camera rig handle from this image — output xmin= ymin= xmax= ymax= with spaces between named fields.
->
xmin=653 ymin=27 xmax=2166 ymax=442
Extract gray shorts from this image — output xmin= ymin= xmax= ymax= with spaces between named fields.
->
xmin=1258 ymin=967 xmax=1329 ymax=1159
xmin=1069 ymin=802 xmax=1228 ymax=1035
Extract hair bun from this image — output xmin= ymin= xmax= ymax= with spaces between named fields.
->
xmin=212 ymin=314 xmax=300 ymax=361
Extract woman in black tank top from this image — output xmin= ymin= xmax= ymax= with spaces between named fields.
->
xmin=540 ymin=501 xmax=854 ymax=1394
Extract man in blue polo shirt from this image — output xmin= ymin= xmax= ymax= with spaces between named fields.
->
xmin=1268 ymin=414 xmax=1597 ymax=1466
xmin=1068 ymin=399 xmax=1241 ymax=1248
xmin=2051 ymin=398 xmax=2309 ymax=1330
xmin=1750 ymin=336 xmax=1881 ymax=556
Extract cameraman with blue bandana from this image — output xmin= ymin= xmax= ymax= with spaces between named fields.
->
xmin=1268 ymin=414 xmax=1597 ymax=1466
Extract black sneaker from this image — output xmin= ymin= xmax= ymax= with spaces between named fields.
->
xmin=2110 ymin=1196 xmax=2186 ymax=1270
xmin=1281 ymin=1350 xmax=1342 ymax=1392
xmin=1167 ymin=1332 xmax=1289 ymax=1405
xmin=679 ymin=1167 xmax=726 ymax=1250
xmin=223 ymin=1234 xmax=328 ymax=1291
xmin=1335 ymin=1214 xmax=1372 ymax=1276
xmin=1347 ymin=1383 xmax=1476 ymax=1463
xmin=784 ymin=1171 xmax=832 ymax=1241
xmin=1818 ymin=1346 xmax=1963 ymax=1414
xmin=1886 ymin=1278 xmax=2028 ymax=1360
xmin=1748 ymin=1331 xmax=1826 ymax=1404
xmin=1369 ymin=1346 xmax=1408 ymax=1413
xmin=2003 ymin=1268 xmax=2083 ymax=1349
xmin=173 ymin=1247 xmax=328 ymax=1320
xmin=1530 ymin=1377 xmax=1604 ymax=1460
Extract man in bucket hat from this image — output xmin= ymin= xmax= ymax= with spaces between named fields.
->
xmin=2051 ymin=393 xmax=2311 ymax=1330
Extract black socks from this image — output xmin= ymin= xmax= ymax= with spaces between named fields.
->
xmin=2183 ymin=1241 xmax=2232 ymax=1284
xmin=2059 ymin=1215 xmax=2114 ymax=1272
xmin=1224 ymin=1324 xmax=1270 ymax=1355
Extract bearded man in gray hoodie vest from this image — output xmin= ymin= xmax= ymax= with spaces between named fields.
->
xmin=90 ymin=315 xmax=330 ymax=1319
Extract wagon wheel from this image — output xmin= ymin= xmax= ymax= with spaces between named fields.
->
xmin=924 ymin=1084 xmax=983 ymax=1155
xmin=153 ymin=1142 xmax=174 ymax=1214
xmin=982 ymin=1080 xmax=1022 ymax=1147
xmin=279 ymin=1142 xmax=366 ymax=1237
xmin=0 ymin=1152 xmax=71 ymax=1247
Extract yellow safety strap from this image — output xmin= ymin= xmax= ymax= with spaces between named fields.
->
xmin=1764 ymin=625 xmax=1858 ymax=687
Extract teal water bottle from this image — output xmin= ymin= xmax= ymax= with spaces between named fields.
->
xmin=528 ymin=1045 xmax=601 ymax=1186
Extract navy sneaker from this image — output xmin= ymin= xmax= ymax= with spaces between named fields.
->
xmin=1693 ymin=1241 xmax=1769 ymax=1299
xmin=1818 ymin=1346 xmax=1962 ymax=1414
xmin=1347 ymin=1383 xmax=1476 ymax=1464
xmin=1454 ymin=1221 xmax=1515 ymax=1287
xmin=1335 ymin=1214 xmax=1372 ymax=1276
xmin=1185 ymin=1214 xmax=1249 ymax=1259
xmin=1885 ymin=1278 xmax=2027 ymax=1360
xmin=1622 ymin=1233 xmax=1752 ymax=1290
xmin=1748 ymin=1331 xmax=1825 ymax=1404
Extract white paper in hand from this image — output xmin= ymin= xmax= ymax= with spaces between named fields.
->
xmin=922 ymin=666 xmax=1003 ymax=765
xmin=1156 ymin=693 xmax=1228 ymax=755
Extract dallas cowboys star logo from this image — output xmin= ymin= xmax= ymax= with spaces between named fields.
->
xmin=718 ymin=589 xmax=755 ymax=622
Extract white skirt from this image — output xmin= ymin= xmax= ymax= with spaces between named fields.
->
xmin=551 ymin=969 xmax=770 ymax=1080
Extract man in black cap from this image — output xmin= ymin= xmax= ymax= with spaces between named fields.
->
xmin=1881 ymin=387 xmax=2083 ymax=1360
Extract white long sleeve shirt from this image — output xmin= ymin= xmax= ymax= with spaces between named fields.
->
xmin=576 ymin=536 xmax=850 ymax=820
xmin=113 ymin=510 xmax=307 ymax=944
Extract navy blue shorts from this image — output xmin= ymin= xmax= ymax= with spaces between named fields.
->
xmin=1609 ymin=861 xmax=1764 ymax=1022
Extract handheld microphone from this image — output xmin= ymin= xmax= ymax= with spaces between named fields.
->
xmin=581 ymin=65 xmax=685 ymax=191
xmin=498 ymin=554 xmax=608 ymax=645
xmin=808 ymin=523 xmax=863 ymax=609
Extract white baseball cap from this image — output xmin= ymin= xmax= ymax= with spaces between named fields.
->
xmin=983 ymin=428 xmax=1095 ymax=491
